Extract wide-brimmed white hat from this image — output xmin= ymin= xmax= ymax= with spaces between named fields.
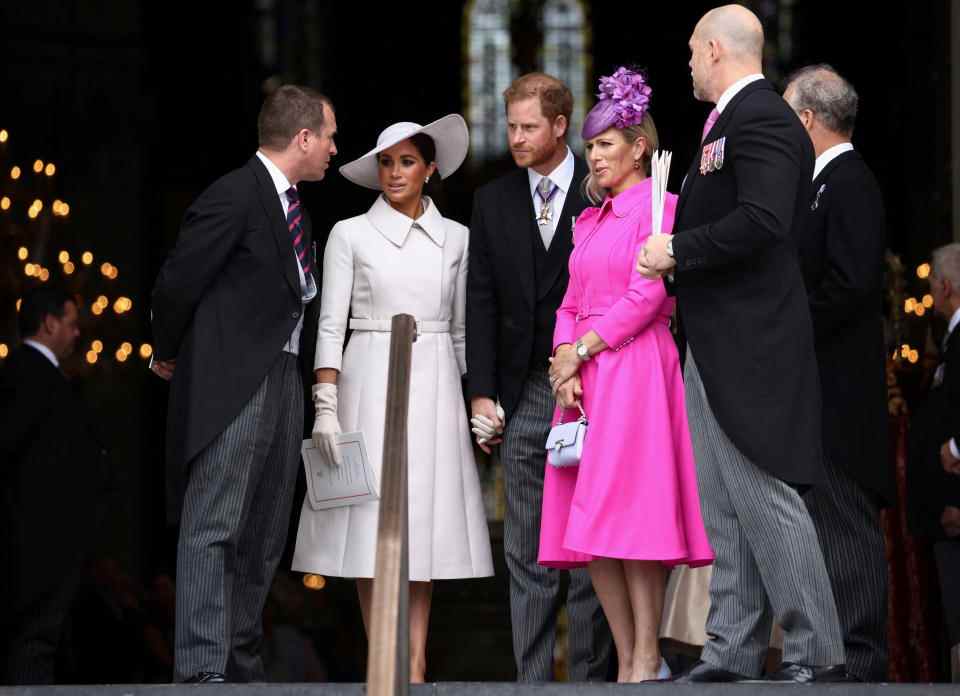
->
xmin=339 ymin=114 xmax=469 ymax=190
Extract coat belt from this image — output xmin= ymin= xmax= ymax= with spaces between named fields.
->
xmin=349 ymin=318 xmax=450 ymax=334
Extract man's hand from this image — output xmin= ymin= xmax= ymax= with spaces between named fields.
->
xmin=548 ymin=345 xmax=581 ymax=394
xmin=941 ymin=506 xmax=960 ymax=537
xmin=150 ymin=359 xmax=176 ymax=381
xmin=470 ymin=397 xmax=504 ymax=454
xmin=637 ymin=233 xmax=676 ymax=279
xmin=556 ymin=375 xmax=583 ymax=410
xmin=941 ymin=440 xmax=960 ymax=475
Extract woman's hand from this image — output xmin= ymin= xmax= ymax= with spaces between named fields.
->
xmin=549 ymin=345 xmax=581 ymax=394
xmin=555 ymin=375 xmax=583 ymax=410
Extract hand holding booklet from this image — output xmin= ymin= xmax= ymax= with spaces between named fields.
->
xmin=301 ymin=431 xmax=379 ymax=510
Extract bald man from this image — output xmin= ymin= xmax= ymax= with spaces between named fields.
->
xmin=639 ymin=5 xmax=846 ymax=683
xmin=784 ymin=65 xmax=890 ymax=682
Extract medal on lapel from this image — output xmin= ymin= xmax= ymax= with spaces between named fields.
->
xmin=699 ymin=136 xmax=726 ymax=175
xmin=811 ymin=183 xmax=826 ymax=211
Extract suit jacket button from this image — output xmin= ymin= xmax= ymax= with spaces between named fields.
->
xmin=292 ymin=311 xmax=300 ymax=319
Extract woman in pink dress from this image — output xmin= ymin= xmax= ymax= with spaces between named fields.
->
xmin=541 ymin=67 xmax=713 ymax=682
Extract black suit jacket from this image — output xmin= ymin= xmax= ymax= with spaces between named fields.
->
xmin=151 ymin=156 xmax=319 ymax=521
xmin=908 ymin=329 xmax=960 ymax=538
xmin=0 ymin=345 xmax=107 ymax=621
xmin=796 ymin=150 xmax=892 ymax=503
xmin=671 ymin=79 xmax=824 ymax=485
xmin=466 ymin=155 xmax=589 ymax=418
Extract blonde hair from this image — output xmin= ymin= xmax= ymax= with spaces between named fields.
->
xmin=581 ymin=112 xmax=659 ymax=205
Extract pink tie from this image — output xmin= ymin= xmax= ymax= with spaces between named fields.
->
xmin=701 ymin=107 xmax=720 ymax=143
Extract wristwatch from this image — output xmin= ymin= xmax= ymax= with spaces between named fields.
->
xmin=575 ymin=338 xmax=590 ymax=361
xmin=666 ymin=237 xmax=674 ymax=257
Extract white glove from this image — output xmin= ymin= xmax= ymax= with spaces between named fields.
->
xmin=312 ymin=383 xmax=342 ymax=467
xmin=471 ymin=402 xmax=505 ymax=444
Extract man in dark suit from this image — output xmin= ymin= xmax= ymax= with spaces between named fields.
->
xmin=784 ymin=65 xmax=892 ymax=682
xmin=151 ymin=84 xmax=335 ymax=683
xmin=639 ymin=5 xmax=845 ymax=683
xmin=0 ymin=286 xmax=107 ymax=684
xmin=467 ymin=72 xmax=610 ymax=680
xmin=910 ymin=243 xmax=960 ymax=673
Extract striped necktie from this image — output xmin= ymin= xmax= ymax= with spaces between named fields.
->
xmin=285 ymin=186 xmax=311 ymax=275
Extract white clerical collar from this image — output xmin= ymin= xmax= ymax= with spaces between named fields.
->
xmin=255 ymin=150 xmax=293 ymax=195
xmin=528 ymin=146 xmax=575 ymax=198
xmin=716 ymin=73 xmax=764 ymax=114
xmin=813 ymin=142 xmax=855 ymax=181
xmin=24 ymin=339 xmax=59 ymax=368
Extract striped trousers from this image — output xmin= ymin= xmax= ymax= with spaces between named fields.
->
xmin=174 ymin=352 xmax=303 ymax=682
xmin=684 ymin=352 xmax=844 ymax=677
xmin=500 ymin=370 xmax=612 ymax=681
xmin=804 ymin=457 xmax=888 ymax=681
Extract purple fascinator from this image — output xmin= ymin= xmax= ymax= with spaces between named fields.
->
xmin=581 ymin=67 xmax=652 ymax=140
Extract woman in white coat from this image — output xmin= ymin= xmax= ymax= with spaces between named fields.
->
xmin=292 ymin=114 xmax=493 ymax=681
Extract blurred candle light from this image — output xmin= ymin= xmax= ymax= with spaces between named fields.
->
xmin=116 ymin=349 xmax=129 ymax=362
xmin=915 ymin=304 xmax=926 ymax=317
xmin=917 ymin=263 xmax=931 ymax=279
xmin=32 ymin=160 xmax=43 ymax=174
xmin=302 ymin=574 xmax=326 ymax=590
xmin=922 ymin=294 xmax=934 ymax=308
xmin=44 ymin=163 xmax=55 ymax=176
xmin=0 ymin=129 xmax=8 ymax=143
xmin=58 ymin=250 xmax=69 ymax=264
xmin=909 ymin=349 xmax=920 ymax=364
xmin=17 ymin=246 xmax=28 ymax=260
xmin=10 ymin=166 xmax=20 ymax=180
xmin=0 ymin=343 xmax=7 ymax=358
xmin=38 ymin=268 xmax=50 ymax=282
xmin=92 ymin=340 xmax=103 ymax=353
xmin=63 ymin=261 xmax=75 ymax=274
xmin=82 ymin=251 xmax=93 ymax=265
xmin=1 ymin=196 xmax=10 ymax=211
xmin=120 ymin=341 xmax=133 ymax=354
xmin=139 ymin=343 xmax=153 ymax=359
xmin=86 ymin=350 xmax=98 ymax=364
xmin=904 ymin=298 xmax=916 ymax=314
xmin=91 ymin=304 xmax=104 ymax=316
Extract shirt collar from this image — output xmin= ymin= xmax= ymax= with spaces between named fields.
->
xmin=948 ymin=307 xmax=960 ymax=339
xmin=366 ymin=194 xmax=446 ymax=248
xmin=603 ymin=177 xmax=652 ymax=218
xmin=255 ymin=150 xmax=293 ymax=197
xmin=23 ymin=339 xmax=59 ymax=368
xmin=528 ymin=146 xmax=575 ymax=199
xmin=813 ymin=142 xmax=854 ymax=181
xmin=716 ymin=73 xmax=765 ymax=114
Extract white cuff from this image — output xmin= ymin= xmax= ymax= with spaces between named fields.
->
xmin=950 ymin=438 xmax=960 ymax=460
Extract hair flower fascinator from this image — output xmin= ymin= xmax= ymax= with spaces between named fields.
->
xmin=581 ymin=67 xmax=652 ymax=140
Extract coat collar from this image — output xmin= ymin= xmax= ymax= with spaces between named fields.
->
xmin=366 ymin=194 xmax=446 ymax=248
xmin=248 ymin=155 xmax=301 ymax=297
xmin=602 ymin=176 xmax=652 ymax=218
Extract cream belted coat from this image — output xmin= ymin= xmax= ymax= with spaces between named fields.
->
xmin=292 ymin=195 xmax=493 ymax=580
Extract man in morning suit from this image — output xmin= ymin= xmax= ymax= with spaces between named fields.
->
xmin=909 ymin=243 xmax=960 ymax=674
xmin=638 ymin=5 xmax=846 ymax=683
xmin=466 ymin=72 xmax=611 ymax=680
xmin=784 ymin=65 xmax=892 ymax=682
xmin=151 ymin=85 xmax=336 ymax=683
xmin=0 ymin=286 xmax=107 ymax=684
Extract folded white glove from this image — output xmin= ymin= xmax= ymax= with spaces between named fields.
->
xmin=471 ymin=402 xmax=506 ymax=444
xmin=312 ymin=383 xmax=342 ymax=467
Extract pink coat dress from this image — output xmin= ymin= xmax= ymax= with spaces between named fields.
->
xmin=538 ymin=178 xmax=714 ymax=568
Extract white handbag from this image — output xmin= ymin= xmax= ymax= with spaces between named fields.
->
xmin=545 ymin=403 xmax=588 ymax=468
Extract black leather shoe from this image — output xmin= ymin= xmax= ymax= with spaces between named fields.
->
xmin=767 ymin=663 xmax=848 ymax=683
xmin=184 ymin=672 xmax=226 ymax=683
xmin=673 ymin=660 xmax=748 ymax=683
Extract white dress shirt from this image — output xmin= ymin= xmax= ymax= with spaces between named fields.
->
xmin=23 ymin=339 xmax=59 ymax=368
xmin=813 ymin=142 xmax=855 ymax=181
xmin=255 ymin=150 xmax=318 ymax=355
xmin=528 ymin=146 xmax=575 ymax=247
xmin=716 ymin=73 xmax=765 ymax=114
